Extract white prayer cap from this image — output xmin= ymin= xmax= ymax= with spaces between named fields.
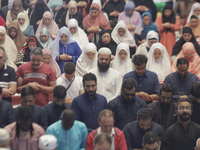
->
xmin=98 ymin=47 xmax=111 ymax=55
xmin=0 ymin=26 xmax=6 ymax=34
xmin=0 ymin=128 xmax=9 ymax=144
xmin=38 ymin=135 xmax=57 ymax=150
xmin=0 ymin=148 xmax=11 ymax=150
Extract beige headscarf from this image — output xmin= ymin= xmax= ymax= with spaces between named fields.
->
xmin=65 ymin=0 xmax=77 ymax=26
xmin=10 ymin=0 xmax=23 ymax=20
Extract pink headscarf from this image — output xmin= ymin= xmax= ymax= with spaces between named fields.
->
xmin=172 ymin=42 xmax=200 ymax=78
xmin=42 ymin=48 xmax=61 ymax=78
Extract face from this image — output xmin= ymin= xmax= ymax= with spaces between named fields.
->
xmin=177 ymin=101 xmax=192 ymax=121
xmin=69 ymin=27 xmax=77 ymax=34
xmin=64 ymin=72 xmax=75 ymax=81
xmin=135 ymin=63 xmax=146 ymax=77
xmin=138 ymin=119 xmax=152 ymax=133
xmin=121 ymin=88 xmax=136 ymax=102
xmin=143 ymin=15 xmax=151 ymax=26
xmin=40 ymin=34 xmax=49 ymax=42
xmin=60 ymin=34 xmax=69 ymax=43
xmin=148 ymin=39 xmax=158 ymax=48
xmin=118 ymin=49 xmax=128 ymax=61
xmin=153 ymin=48 xmax=162 ymax=60
xmin=42 ymin=54 xmax=51 ymax=64
xmin=28 ymin=43 xmax=37 ymax=51
xmin=63 ymin=1 xmax=68 ymax=9
xmin=21 ymin=95 xmax=35 ymax=107
xmin=54 ymin=97 xmax=65 ymax=106
xmin=14 ymin=4 xmax=21 ymax=12
xmin=183 ymin=51 xmax=194 ymax=59
xmin=0 ymin=50 xmax=6 ymax=69
xmin=99 ymin=116 xmax=114 ymax=134
xmin=159 ymin=91 xmax=173 ymax=108
xmin=83 ymin=80 xmax=97 ymax=99
xmin=18 ymin=18 xmax=25 ymax=25
xmin=94 ymin=142 xmax=111 ymax=150
xmin=98 ymin=54 xmax=111 ymax=72
xmin=62 ymin=118 xmax=74 ymax=130
xmin=102 ymin=33 xmax=111 ymax=45
xmin=0 ymin=33 xmax=5 ymax=44
xmin=194 ymin=8 xmax=200 ymax=16
xmin=86 ymin=52 xmax=95 ymax=59
xmin=31 ymin=54 xmax=42 ymax=69
xmin=143 ymin=142 xmax=161 ymax=150
xmin=177 ymin=64 xmax=188 ymax=78
xmin=9 ymin=27 xmax=17 ymax=39
xmin=126 ymin=9 xmax=134 ymax=15
xmin=43 ymin=17 xmax=51 ymax=26
xmin=18 ymin=119 xmax=32 ymax=132
xmin=118 ymin=28 xmax=126 ymax=37
xmin=183 ymin=33 xmax=192 ymax=42
xmin=70 ymin=7 xmax=76 ymax=14
xmin=164 ymin=9 xmax=172 ymax=18
xmin=190 ymin=18 xmax=198 ymax=28
xmin=90 ymin=10 xmax=99 ymax=19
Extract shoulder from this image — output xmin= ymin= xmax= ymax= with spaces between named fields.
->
xmin=146 ymin=70 xmax=158 ymax=77
xmin=74 ymin=120 xmax=87 ymax=129
xmin=95 ymin=93 xmax=107 ymax=100
xmin=124 ymin=71 xmax=135 ymax=78
xmin=124 ymin=121 xmax=138 ymax=130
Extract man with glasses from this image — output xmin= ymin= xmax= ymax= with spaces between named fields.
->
xmin=106 ymin=78 xmax=147 ymax=130
xmin=142 ymin=131 xmax=161 ymax=150
xmin=163 ymin=98 xmax=200 ymax=150
xmin=164 ymin=57 xmax=199 ymax=102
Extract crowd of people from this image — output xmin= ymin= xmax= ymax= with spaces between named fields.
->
xmin=1 ymin=0 xmax=200 ymax=149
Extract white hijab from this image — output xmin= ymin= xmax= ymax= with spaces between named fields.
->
xmin=112 ymin=43 xmax=133 ymax=77
xmin=75 ymin=43 xmax=97 ymax=77
xmin=186 ymin=3 xmax=200 ymax=23
xmin=68 ymin=18 xmax=89 ymax=51
xmin=146 ymin=43 xmax=171 ymax=82
xmin=17 ymin=12 xmax=29 ymax=32
xmin=111 ymin=20 xmax=136 ymax=47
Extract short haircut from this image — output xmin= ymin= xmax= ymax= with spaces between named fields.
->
xmin=137 ymin=108 xmax=153 ymax=120
xmin=21 ymin=86 xmax=35 ymax=98
xmin=98 ymin=109 xmax=114 ymax=122
xmin=176 ymin=57 xmax=189 ymax=67
xmin=61 ymin=109 xmax=75 ymax=121
xmin=142 ymin=131 xmax=160 ymax=145
xmin=63 ymin=62 xmax=75 ymax=74
xmin=133 ymin=54 xmax=148 ymax=66
xmin=30 ymin=47 xmax=43 ymax=56
xmin=0 ymin=87 xmax=2 ymax=95
xmin=159 ymin=83 xmax=173 ymax=96
xmin=53 ymin=85 xmax=67 ymax=99
xmin=17 ymin=106 xmax=32 ymax=121
xmin=122 ymin=78 xmax=137 ymax=90
xmin=83 ymin=73 xmax=97 ymax=85
xmin=94 ymin=133 xmax=112 ymax=146
xmin=177 ymin=98 xmax=193 ymax=110
xmin=191 ymin=82 xmax=200 ymax=98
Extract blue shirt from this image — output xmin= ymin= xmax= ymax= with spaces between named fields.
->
xmin=123 ymin=70 xmax=160 ymax=95
xmin=46 ymin=120 xmax=88 ymax=150
xmin=71 ymin=93 xmax=107 ymax=132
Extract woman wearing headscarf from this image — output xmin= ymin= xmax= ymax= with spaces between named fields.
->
xmin=111 ymin=43 xmax=134 ymax=78
xmin=172 ymin=27 xmax=200 ymax=60
xmin=50 ymin=27 xmax=82 ymax=73
xmin=59 ymin=0 xmax=83 ymax=28
xmin=136 ymin=30 xmax=159 ymax=56
xmin=146 ymin=42 xmax=171 ymax=83
xmin=17 ymin=12 xmax=34 ymax=37
xmin=111 ymin=20 xmax=136 ymax=56
xmin=47 ymin=0 xmax=63 ymax=15
xmin=0 ymin=26 xmax=18 ymax=70
xmin=103 ymin=0 xmax=125 ymax=28
xmin=171 ymin=42 xmax=200 ymax=79
xmin=134 ymin=12 xmax=158 ymax=46
xmin=35 ymin=11 xmax=59 ymax=40
xmin=6 ymin=0 xmax=29 ymax=27
xmin=38 ymin=28 xmax=53 ymax=48
xmin=67 ymin=18 xmax=88 ymax=51
xmin=42 ymin=48 xmax=61 ymax=78
xmin=155 ymin=4 xmax=181 ymax=56
xmin=118 ymin=1 xmax=142 ymax=36
xmin=75 ymin=43 xmax=97 ymax=77
xmin=82 ymin=3 xmax=111 ymax=44
xmin=55 ymin=0 xmax=69 ymax=25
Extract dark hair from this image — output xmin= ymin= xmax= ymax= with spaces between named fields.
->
xmin=91 ymin=7 xmax=98 ymax=10
xmin=191 ymin=82 xmax=200 ymax=98
xmin=53 ymin=85 xmax=67 ymax=99
xmin=133 ymin=54 xmax=148 ymax=66
xmin=122 ymin=78 xmax=137 ymax=90
xmin=142 ymin=131 xmax=160 ymax=145
xmin=190 ymin=15 xmax=198 ymax=20
xmin=21 ymin=86 xmax=35 ymax=98
xmin=83 ymin=73 xmax=97 ymax=85
xmin=98 ymin=109 xmax=114 ymax=122
xmin=61 ymin=109 xmax=75 ymax=121
xmin=177 ymin=98 xmax=193 ymax=110
xmin=30 ymin=47 xmax=43 ymax=56
xmin=94 ymin=133 xmax=112 ymax=146
xmin=137 ymin=108 xmax=153 ymax=120
xmin=176 ymin=57 xmax=189 ymax=67
xmin=63 ymin=62 xmax=75 ymax=74
xmin=0 ymin=87 xmax=2 ymax=95
xmin=159 ymin=83 xmax=173 ymax=96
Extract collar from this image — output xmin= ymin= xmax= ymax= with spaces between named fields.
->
xmin=120 ymin=95 xmax=135 ymax=104
xmin=134 ymin=70 xmax=148 ymax=78
xmin=97 ymin=127 xmax=115 ymax=136
xmin=0 ymin=64 xmax=6 ymax=71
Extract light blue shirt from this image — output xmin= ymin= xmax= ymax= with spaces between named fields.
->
xmin=46 ymin=120 xmax=88 ymax=150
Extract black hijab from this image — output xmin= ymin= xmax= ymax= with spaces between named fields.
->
xmin=162 ymin=4 xmax=175 ymax=32
xmin=172 ymin=27 xmax=200 ymax=56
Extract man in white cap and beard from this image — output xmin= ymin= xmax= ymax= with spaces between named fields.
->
xmin=91 ymin=47 xmax=121 ymax=102
xmin=38 ymin=134 xmax=57 ymax=150
xmin=0 ymin=128 xmax=10 ymax=149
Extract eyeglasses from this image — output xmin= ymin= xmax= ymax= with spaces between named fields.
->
xmin=178 ymin=106 xmax=191 ymax=111
xmin=123 ymin=91 xmax=135 ymax=97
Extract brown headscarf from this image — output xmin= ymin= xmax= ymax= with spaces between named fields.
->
xmin=10 ymin=0 xmax=24 ymax=20
xmin=6 ymin=20 xmax=26 ymax=52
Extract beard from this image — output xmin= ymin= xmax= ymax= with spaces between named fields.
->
xmin=178 ymin=112 xmax=191 ymax=121
xmin=160 ymin=102 xmax=170 ymax=110
xmin=98 ymin=61 xmax=110 ymax=72
xmin=85 ymin=90 xmax=96 ymax=98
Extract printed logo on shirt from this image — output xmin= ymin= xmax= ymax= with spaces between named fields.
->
xmin=3 ymin=73 xmax=8 ymax=76
xmin=24 ymin=73 xmax=47 ymax=80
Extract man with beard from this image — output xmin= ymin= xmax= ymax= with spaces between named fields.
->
xmin=163 ymin=98 xmax=200 ymax=150
xmin=71 ymin=73 xmax=107 ymax=132
xmin=15 ymin=86 xmax=48 ymax=129
xmin=164 ymin=58 xmax=199 ymax=102
xmin=148 ymin=83 xmax=177 ymax=130
xmin=44 ymin=85 xmax=71 ymax=126
xmin=106 ymin=78 xmax=147 ymax=130
xmin=91 ymin=47 xmax=121 ymax=102
xmin=16 ymin=47 xmax=56 ymax=106
xmin=123 ymin=108 xmax=165 ymax=150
